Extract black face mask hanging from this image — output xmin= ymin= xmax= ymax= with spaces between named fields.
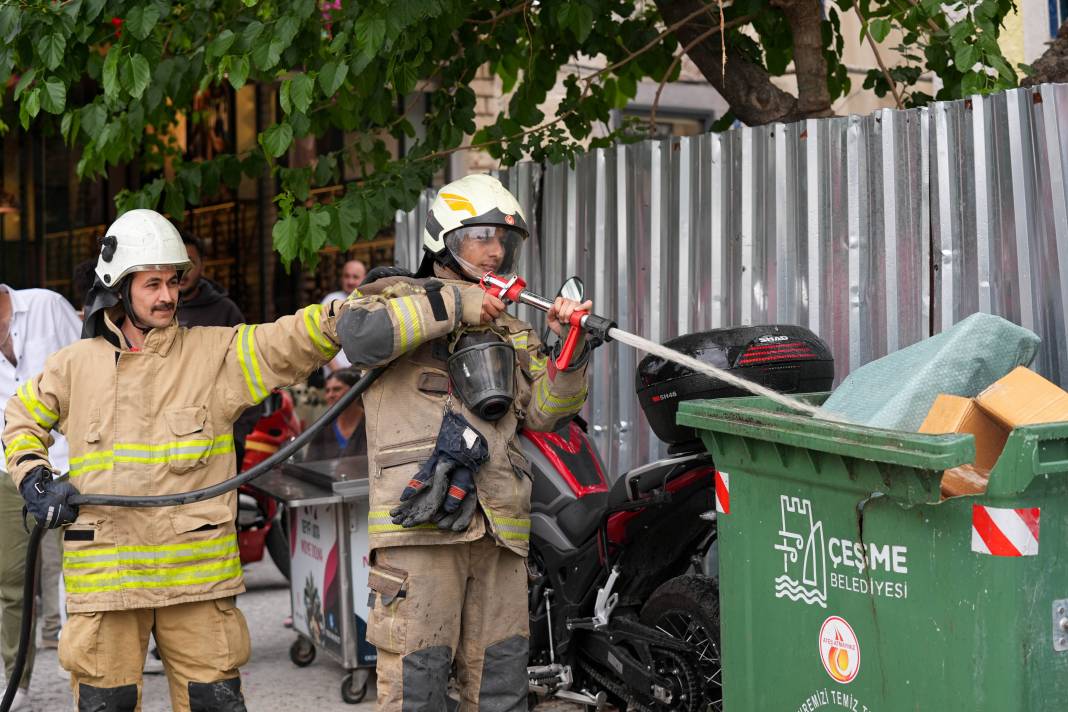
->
xmin=446 ymin=331 xmax=515 ymax=421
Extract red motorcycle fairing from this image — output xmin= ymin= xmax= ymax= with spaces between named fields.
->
xmin=522 ymin=421 xmax=608 ymax=498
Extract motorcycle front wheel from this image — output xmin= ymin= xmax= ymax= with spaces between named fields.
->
xmin=639 ymin=574 xmax=722 ymax=712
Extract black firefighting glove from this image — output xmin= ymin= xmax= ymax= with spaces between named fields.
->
xmin=390 ymin=410 xmax=489 ymax=529
xmin=433 ymin=465 xmax=478 ymax=532
xmin=18 ymin=465 xmax=79 ymax=529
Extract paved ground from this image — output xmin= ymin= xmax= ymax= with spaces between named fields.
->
xmin=3 ymin=558 xmax=582 ymax=711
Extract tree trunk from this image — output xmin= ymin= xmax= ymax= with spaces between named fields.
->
xmin=771 ymin=0 xmax=834 ymax=117
xmin=653 ymin=0 xmax=834 ymax=125
xmin=1021 ymin=20 xmax=1068 ymax=86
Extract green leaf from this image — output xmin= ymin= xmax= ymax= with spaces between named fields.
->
xmin=272 ymin=214 xmax=300 ymax=265
xmin=209 ymin=30 xmax=236 ymax=60
xmin=103 ymin=45 xmax=121 ymax=99
xmin=307 ymin=208 xmax=331 ymax=251
xmin=84 ymin=0 xmax=107 ymax=22
xmin=125 ymin=5 xmax=160 ymax=40
xmin=241 ymin=21 xmax=264 ymax=48
xmin=128 ymin=54 xmax=151 ymax=100
xmin=243 ymin=0 xmax=258 ymax=6
xmin=558 ymin=3 xmax=594 ymax=43
xmin=14 ymin=68 xmax=36 ymax=100
xmin=290 ymin=73 xmax=313 ymax=113
xmin=319 ymin=60 xmax=347 ymax=97
xmin=40 ymin=78 xmax=66 ymax=114
xmin=868 ymin=18 xmax=892 ymax=43
xmin=41 ymin=34 xmax=66 ymax=71
xmin=252 ymin=38 xmax=284 ymax=70
xmin=355 ymin=15 xmax=387 ymax=55
xmin=279 ymin=79 xmax=292 ymax=115
xmin=24 ymin=87 xmax=41 ymax=120
xmin=954 ymin=44 xmax=978 ymax=71
xmin=227 ymin=55 xmax=250 ymax=90
xmin=274 ymin=15 xmax=300 ymax=46
xmin=164 ymin=184 xmax=186 ymax=221
xmin=261 ymin=122 xmax=293 ymax=157
xmin=0 ymin=5 xmax=20 ymax=43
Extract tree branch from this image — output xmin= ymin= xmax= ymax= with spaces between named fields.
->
xmin=649 ymin=14 xmax=756 ymax=133
xmin=653 ymin=0 xmax=803 ymax=125
xmin=856 ymin=6 xmax=904 ymax=110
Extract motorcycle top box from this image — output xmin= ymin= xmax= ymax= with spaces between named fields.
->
xmin=636 ymin=324 xmax=834 ymax=445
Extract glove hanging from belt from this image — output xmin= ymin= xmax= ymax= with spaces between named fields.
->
xmin=390 ymin=409 xmax=489 ymax=531
xmin=19 ymin=465 xmax=79 ymax=529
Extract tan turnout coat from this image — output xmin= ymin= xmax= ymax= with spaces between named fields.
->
xmin=339 ymin=274 xmax=590 ymax=557
xmin=2 ymin=304 xmax=345 ymax=613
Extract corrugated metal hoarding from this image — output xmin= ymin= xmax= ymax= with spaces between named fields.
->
xmin=395 ymin=83 xmax=1068 ymax=475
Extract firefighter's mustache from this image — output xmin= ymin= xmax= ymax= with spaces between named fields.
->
xmin=152 ymin=302 xmax=176 ymax=313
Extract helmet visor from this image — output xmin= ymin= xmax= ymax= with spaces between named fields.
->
xmin=444 ymin=225 xmax=525 ymax=280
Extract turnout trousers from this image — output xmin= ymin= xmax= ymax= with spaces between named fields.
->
xmin=59 ymin=597 xmax=250 ymax=712
xmin=368 ymin=536 xmax=529 ymax=712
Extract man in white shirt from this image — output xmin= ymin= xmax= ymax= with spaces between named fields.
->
xmin=320 ymin=259 xmax=366 ymax=373
xmin=0 ymin=285 xmax=82 ymax=711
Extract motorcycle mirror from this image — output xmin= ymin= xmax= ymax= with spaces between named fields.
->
xmin=559 ymin=276 xmax=585 ymax=302
xmin=540 ymin=276 xmax=585 ymax=355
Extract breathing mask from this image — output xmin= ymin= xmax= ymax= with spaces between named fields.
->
xmin=447 ymin=330 xmax=516 ymax=421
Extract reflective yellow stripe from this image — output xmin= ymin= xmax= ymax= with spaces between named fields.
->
xmin=68 ymin=436 xmax=234 ymax=479
xmin=535 ymin=379 xmax=587 ymax=415
xmin=367 ymin=510 xmax=438 ymax=533
xmin=303 ymin=304 xmax=339 ymax=359
xmin=64 ymin=534 xmax=239 ymax=561
xmin=530 ymin=353 xmax=548 ymax=375
xmin=64 ymin=557 xmax=242 ymax=594
xmin=387 ymin=296 xmax=422 ymax=353
xmin=485 ymin=510 xmax=530 ymax=541
xmin=4 ymin=433 xmax=44 ymax=459
xmin=18 ymin=381 xmax=58 ymax=429
xmin=63 ymin=539 xmax=239 ymax=569
xmin=237 ymin=325 xmax=268 ymax=404
xmin=346 ymin=289 xmax=362 ymax=301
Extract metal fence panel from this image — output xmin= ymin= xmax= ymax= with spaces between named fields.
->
xmin=395 ymin=83 xmax=1068 ymax=475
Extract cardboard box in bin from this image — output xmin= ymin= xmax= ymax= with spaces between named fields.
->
xmin=919 ymin=367 xmax=1068 ymax=498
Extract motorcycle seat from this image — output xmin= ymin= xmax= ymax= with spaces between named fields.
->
xmin=607 ymin=452 xmax=712 ymax=509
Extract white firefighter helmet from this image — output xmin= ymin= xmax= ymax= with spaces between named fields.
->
xmin=421 ymin=174 xmax=528 ymax=279
xmin=95 ymin=209 xmax=192 ymax=288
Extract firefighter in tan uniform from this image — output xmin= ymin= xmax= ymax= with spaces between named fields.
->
xmin=335 ymin=175 xmax=592 ymax=711
xmin=2 ymin=209 xmax=353 ymax=712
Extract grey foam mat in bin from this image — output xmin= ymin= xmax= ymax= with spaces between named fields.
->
xmin=822 ymin=312 xmax=1040 ymax=431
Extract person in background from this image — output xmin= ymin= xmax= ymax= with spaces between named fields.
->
xmin=176 ymin=230 xmax=244 ymax=328
xmin=0 ymin=284 xmax=82 ymax=711
xmin=302 ymin=368 xmax=366 ymax=461
xmin=321 ymin=259 xmax=366 ymax=374
xmin=72 ymin=258 xmax=98 ymax=317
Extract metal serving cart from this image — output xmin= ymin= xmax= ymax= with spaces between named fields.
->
xmin=249 ymin=455 xmax=376 ymax=704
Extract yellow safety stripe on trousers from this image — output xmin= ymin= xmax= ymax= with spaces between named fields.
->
xmin=64 ymin=534 xmax=239 ymax=568
xmin=534 ymin=378 xmax=588 ymax=416
xmin=485 ymin=510 xmax=531 ymax=541
xmin=64 ymin=556 xmax=242 ymax=594
xmin=237 ymin=324 xmax=269 ymax=404
xmin=367 ymin=510 xmax=439 ymax=534
xmin=303 ymin=304 xmax=340 ymax=359
xmin=17 ymin=381 xmax=58 ymax=429
xmin=386 ymin=296 xmax=422 ymax=353
xmin=68 ymin=435 xmax=234 ymax=478
xmin=4 ymin=433 xmax=45 ymax=459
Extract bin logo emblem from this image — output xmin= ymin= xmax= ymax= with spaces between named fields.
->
xmin=774 ymin=496 xmax=828 ymax=608
xmin=819 ymin=616 xmax=860 ymax=683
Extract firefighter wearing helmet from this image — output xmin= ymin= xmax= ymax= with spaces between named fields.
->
xmin=335 ymin=174 xmax=593 ymax=710
xmin=3 ymin=209 xmax=356 ymax=711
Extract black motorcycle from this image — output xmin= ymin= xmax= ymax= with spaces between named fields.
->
xmin=522 ymin=321 xmax=834 ymax=711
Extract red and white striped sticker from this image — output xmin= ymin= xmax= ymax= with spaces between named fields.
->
xmin=715 ymin=471 xmax=730 ymax=514
xmin=971 ymin=505 xmax=1040 ymax=556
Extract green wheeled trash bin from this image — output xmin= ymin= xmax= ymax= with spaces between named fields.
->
xmin=678 ymin=393 xmax=1068 ymax=711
